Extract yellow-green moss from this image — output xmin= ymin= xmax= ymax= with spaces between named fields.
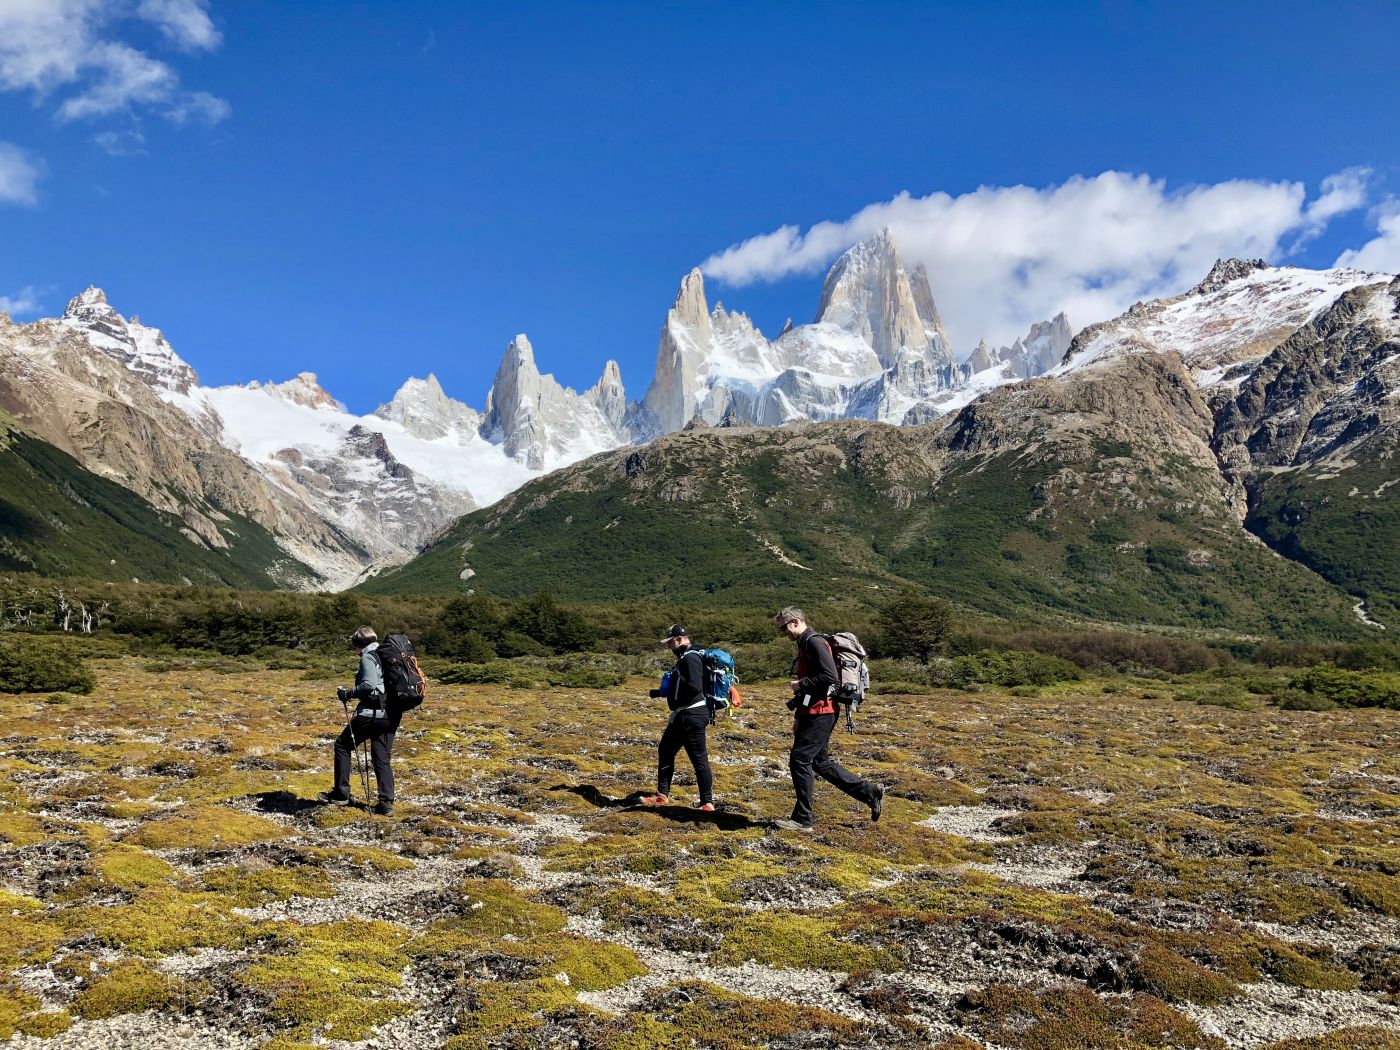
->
xmin=17 ymin=1009 xmax=72 ymax=1037
xmin=1259 ymin=1028 xmax=1400 ymax=1050
xmin=0 ymin=912 xmax=65 ymax=969
xmin=127 ymin=805 xmax=287 ymax=850
xmin=71 ymin=959 xmax=185 ymax=1019
xmin=0 ymin=811 xmax=49 ymax=847
xmin=65 ymin=888 xmax=260 ymax=955
xmin=956 ymin=982 xmax=1226 ymax=1049
xmin=409 ymin=880 xmax=567 ymax=955
xmin=714 ymin=911 xmax=898 ymax=972
xmin=95 ymin=847 xmax=182 ymax=891
xmin=200 ymin=863 xmax=333 ymax=907
xmin=242 ymin=918 xmax=412 ymax=1040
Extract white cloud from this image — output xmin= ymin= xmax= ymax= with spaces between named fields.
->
xmin=1336 ymin=199 xmax=1400 ymax=274
xmin=0 ymin=285 xmax=43 ymax=317
xmin=93 ymin=127 xmax=149 ymax=156
xmin=702 ymin=170 xmax=1375 ymax=351
xmin=0 ymin=0 xmax=226 ymax=125
xmin=137 ymin=0 xmax=221 ymax=51
xmin=0 ymin=142 xmax=41 ymax=205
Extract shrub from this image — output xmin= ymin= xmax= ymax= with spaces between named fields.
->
xmin=873 ymin=590 xmax=954 ymax=661
xmin=1273 ymin=689 xmax=1339 ymax=712
xmin=927 ymin=649 xmax=1083 ymax=690
xmin=0 ymin=638 xmax=96 ymax=694
xmin=1288 ymin=666 xmax=1400 ymax=710
xmin=1177 ymin=684 xmax=1253 ymax=710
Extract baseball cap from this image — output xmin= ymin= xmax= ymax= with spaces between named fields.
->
xmin=659 ymin=624 xmax=689 ymax=642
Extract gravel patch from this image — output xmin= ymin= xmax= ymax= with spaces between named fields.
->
xmin=8 ymin=1012 xmax=259 ymax=1050
xmin=1178 ymin=980 xmax=1400 ymax=1048
xmin=917 ymin=805 xmax=1021 ymax=842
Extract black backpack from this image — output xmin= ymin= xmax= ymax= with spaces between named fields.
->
xmin=378 ymin=634 xmax=426 ymax=714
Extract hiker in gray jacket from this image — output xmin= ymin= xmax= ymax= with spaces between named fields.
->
xmin=319 ymin=626 xmax=399 ymax=815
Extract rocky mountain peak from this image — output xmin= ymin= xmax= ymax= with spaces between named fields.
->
xmin=672 ymin=269 xmax=712 ymax=334
xmin=1191 ymin=258 xmax=1271 ymax=296
xmin=587 ymin=359 xmax=628 ymax=433
xmin=816 ymin=227 xmax=953 ymax=369
xmin=483 ymin=334 xmax=629 ymax=470
xmin=375 ymin=372 xmax=480 ymax=441
xmin=58 ymin=286 xmax=200 ymax=396
xmin=257 ymin=372 xmax=342 ymax=410
xmin=65 ymin=286 xmax=110 ymax=315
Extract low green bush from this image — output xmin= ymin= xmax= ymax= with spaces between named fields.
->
xmin=433 ymin=655 xmax=630 ymax=690
xmin=1176 ymin=684 xmax=1253 ymax=710
xmin=1273 ymin=689 xmax=1339 ymax=712
xmin=1287 ymin=665 xmax=1400 ymax=710
xmin=0 ymin=637 xmax=96 ymax=694
xmin=926 ymin=649 xmax=1083 ymax=690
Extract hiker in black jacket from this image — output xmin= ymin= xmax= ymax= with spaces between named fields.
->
xmin=772 ymin=606 xmax=883 ymax=831
xmin=638 ymin=624 xmax=715 ymax=811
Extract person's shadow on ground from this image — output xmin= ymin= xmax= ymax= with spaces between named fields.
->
xmin=252 ymin=790 xmax=326 ymax=816
xmin=550 ymin=783 xmax=763 ymax=831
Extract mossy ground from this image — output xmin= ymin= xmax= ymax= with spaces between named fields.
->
xmin=0 ymin=658 xmax=1397 ymax=1046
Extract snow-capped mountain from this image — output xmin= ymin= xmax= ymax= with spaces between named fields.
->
xmin=1059 ymin=258 xmax=1388 ymax=387
xmin=481 ymin=335 xmax=630 ymax=470
xmin=11 ymin=230 xmax=1391 ymax=593
xmin=635 ymin=228 xmax=1069 ymax=433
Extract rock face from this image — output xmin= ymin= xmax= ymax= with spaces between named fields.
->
xmin=481 ymin=335 xmax=630 ymax=470
xmin=815 ymin=227 xmax=953 ymax=369
xmin=61 ymin=286 xmax=200 ymax=396
xmin=1061 ymin=259 xmax=1386 ymax=382
xmin=374 ymin=373 xmax=480 ymax=441
xmin=0 ymin=304 xmax=363 ymax=584
xmin=635 ymin=229 xmax=1072 ymax=433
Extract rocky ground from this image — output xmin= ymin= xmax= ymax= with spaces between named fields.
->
xmin=1 ymin=658 xmax=1398 ymax=1049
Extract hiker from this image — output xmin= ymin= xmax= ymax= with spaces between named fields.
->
xmin=772 ymin=607 xmax=884 ymax=831
xmin=320 ymin=626 xmax=399 ymax=816
xmin=638 ymin=624 xmax=716 ymax=812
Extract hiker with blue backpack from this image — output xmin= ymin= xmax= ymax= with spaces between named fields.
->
xmin=638 ymin=624 xmax=717 ymax=812
xmin=772 ymin=607 xmax=884 ymax=831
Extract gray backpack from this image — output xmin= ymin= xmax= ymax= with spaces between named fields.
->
xmin=822 ymin=632 xmax=870 ymax=731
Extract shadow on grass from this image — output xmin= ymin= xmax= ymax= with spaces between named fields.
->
xmin=252 ymin=789 xmax=339 ymax=816
xmin=550 ymin=782 xmax=764 ymax=831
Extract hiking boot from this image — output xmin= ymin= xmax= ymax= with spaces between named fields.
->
xmin=318 ymin=789 xmax=350 ymax=805
xmin=870 ymin=783 xmax=886 ymax=823
xmin=771 ymin=817 xmax=813 ymax=832
xmin=694 ymin=802 xmax=716 ymax=812
xmin=637 ymin=794 xmax=669 ymax=807
xmin=372 ymin=800 xmax=395 ymax=817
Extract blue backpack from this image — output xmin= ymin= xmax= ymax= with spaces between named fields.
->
xmin=657 ymin=650 xmax=741 ymax=713
xmin=701 ymin=649 xmax=738 ymax=712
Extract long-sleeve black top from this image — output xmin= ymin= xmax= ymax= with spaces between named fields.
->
xmin=665 ymin=644 xmax=707 ymax=712
xmin=794 ymin=628 xmax=838 ymax=698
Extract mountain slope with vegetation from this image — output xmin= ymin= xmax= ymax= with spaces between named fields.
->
xmin=0 ymin=412 xmax=314 ymax=589
xmin=363 ymin=353 xmax=1364 ymax=639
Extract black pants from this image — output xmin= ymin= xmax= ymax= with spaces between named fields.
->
xmin=657 ymin=707 xmax=714 ymax=803
xmin=334 ymin=715 xmax=398 ymax=802
xmin=790 ymin=712 xmax=874 ymax=825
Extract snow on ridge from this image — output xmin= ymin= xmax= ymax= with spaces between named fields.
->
xmin=1058 ymin=264 xmax=1393 ymax=382
xmin=201 ymin=382 xmax=538 ymax=508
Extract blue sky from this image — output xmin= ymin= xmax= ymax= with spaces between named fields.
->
xmin=2 ymin=1 xmax=1399 ymax=413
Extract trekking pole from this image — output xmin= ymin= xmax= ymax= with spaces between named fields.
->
xmin=356 ymin=736 xmax=373 ymax=805
xmin=340 ymin=696 xmax=372 ymax=806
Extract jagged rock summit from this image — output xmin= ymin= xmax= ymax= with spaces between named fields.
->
xmin=61 ymin=285 xmax=201 ymax=396
xmin=636 ymin=228 xmax=1070 ymax=433
xmin=815 ymin=225 xmax=953 ymax=369
xmin=482 ymin=334 xmax=631 ymax=470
